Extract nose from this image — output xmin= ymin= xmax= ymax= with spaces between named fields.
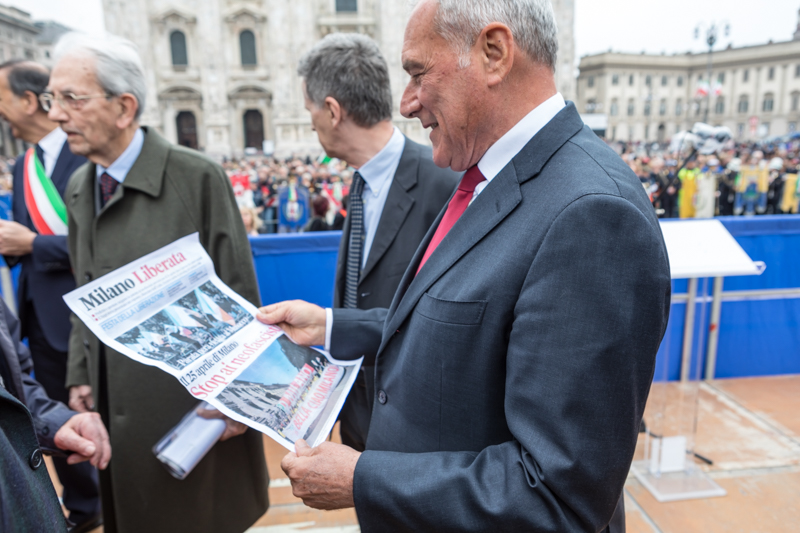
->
xmin=47 ymin=101 xmax=69 ymax=123
xmin=400 ymin=82 xmax=421 ymax=120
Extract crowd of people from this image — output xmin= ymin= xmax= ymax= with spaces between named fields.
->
xmin=613 ymin=140 xmax=800 ymax=219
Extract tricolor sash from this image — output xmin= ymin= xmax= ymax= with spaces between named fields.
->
xmin=23 ymin=148 xmax=68 ymax=236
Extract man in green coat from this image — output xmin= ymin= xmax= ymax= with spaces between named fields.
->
xmin=43 ymin=32 xmax=269 ymax=532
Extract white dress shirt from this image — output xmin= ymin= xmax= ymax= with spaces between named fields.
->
xmin=95 ymin=128 xmax=145 ymax=184
xmin=37 ymin=127 xmax=68 ymax=178
xmin=324 ymin=94 xmax=566 ymax=351
xmin=355 ymin=126 xmax=406 ymax=269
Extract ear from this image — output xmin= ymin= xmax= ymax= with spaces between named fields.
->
xmin=479 ymin=23 xmax=514 ymax=88
xmin=115 ymin=93 xmax=139 ymax=129
xmin=324 ymin=96 xmax=343 ymax=128
xmin=21 ymin=90 xmax=40 ymax=116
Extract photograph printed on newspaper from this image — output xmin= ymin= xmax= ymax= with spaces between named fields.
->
xmin=63 ymin=233 xmax=362 ymax=451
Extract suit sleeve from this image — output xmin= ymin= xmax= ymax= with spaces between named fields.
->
xmin=352 ymin=194 xmax=670 ymax=532
xmin=8 ymin=302 xmax=74 ymax=449
xmin=329 ymin=307 xmax=387 ymax=365
xmin=31 ymin=235 xmax=71 ymax=272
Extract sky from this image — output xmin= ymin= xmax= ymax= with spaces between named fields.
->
xmin=13 ymin=0 xmax=800 ymax=63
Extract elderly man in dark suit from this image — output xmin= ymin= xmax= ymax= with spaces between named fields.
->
xmin=43 ymin=32 xmax=268 ymax=533
xmin=260 ymin=0 xmax=671 ymax=531
xmin=0 ymin=60 xmax=99 ymax=532
xmin=298 ymin=33 xmax=459 ymax=451
xmin=0 ymin=299 xmax=110 ymax=533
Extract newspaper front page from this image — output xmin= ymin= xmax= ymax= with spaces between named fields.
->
xmin=63 ymin=233 xmax=362 ymax=451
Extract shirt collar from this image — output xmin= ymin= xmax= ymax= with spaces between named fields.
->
xmin=37 ymin=127 xmax=67 ymax=159
xmin=355 ymin=126 xmax=406 ymax=197
xmin=477 ymin=93 xmax=566 ymax=182
xmin=96 ymin=128 xmax=145 ymax=183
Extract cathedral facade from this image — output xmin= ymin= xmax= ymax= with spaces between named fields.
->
xmin=102 ymin=0 xmax=575 ymax=158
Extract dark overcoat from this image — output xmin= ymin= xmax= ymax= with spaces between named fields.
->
xmin=65 ymin=127 xmax=269 ymax=533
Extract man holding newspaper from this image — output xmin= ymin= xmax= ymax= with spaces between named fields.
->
xmin=258 ymin=0 xmax=670 ymax=532
xmin=44 ymin=33 xmax=269 ymax=533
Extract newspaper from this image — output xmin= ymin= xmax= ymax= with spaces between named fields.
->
xmin=63 ymin=233 xmax=362 ymax=451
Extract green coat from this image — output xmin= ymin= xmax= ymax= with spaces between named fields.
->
xmin=65 ymin=128 xmax=269 ymax=533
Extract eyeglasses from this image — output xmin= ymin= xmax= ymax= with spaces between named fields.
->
xmin=39 ymin=92 xmax=111 ymax=112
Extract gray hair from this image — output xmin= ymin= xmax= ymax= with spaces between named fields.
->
xmin=53 ymin=32 xmax=147 ymax=120
xmin=298 ymin=33 xmax=392 ymax=128
xmin=433 ymin=0 xmax=558 ymax=70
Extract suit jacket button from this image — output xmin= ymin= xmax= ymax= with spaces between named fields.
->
xmin=377 ymin=390 xmax=387 ymax=405
xmin=29 ymin=449 xmax=44 ymax=470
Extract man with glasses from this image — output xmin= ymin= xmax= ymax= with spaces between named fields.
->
xmin=45 ymin=33 xmax=269 ymax=533
xmin=0 ymin=60 xmax=100 ymax=533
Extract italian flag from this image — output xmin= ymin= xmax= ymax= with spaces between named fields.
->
xmin=23 ymin=148 xmax=68 ymax=236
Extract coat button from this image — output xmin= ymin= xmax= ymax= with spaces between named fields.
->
xmin=29 ymin=449 xmax=43 ymax=470
xmin=377 ymin=390 xmax=387 ymax=405
xmin=83 ymin=340 xmax=90 ymax=349
xmin=84 ymin=272 xmax=92 ymax=282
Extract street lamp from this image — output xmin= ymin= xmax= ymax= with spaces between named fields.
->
xmin=696 ymin=22 xmax=730 ymax=124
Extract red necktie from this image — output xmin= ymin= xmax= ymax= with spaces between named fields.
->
xmin=100 ymin=172 xmax=118 ymax=206
xmin=417 ymin=165 xmax=486 ymax=274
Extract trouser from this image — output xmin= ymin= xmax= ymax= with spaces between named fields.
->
xmin=338 ymin=366 xmax=374 ymax=452
xmin=25 ymin=306 xmax=101 ymax=524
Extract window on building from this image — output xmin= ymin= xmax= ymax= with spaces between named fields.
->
xmin=170 ymin=30 xmax=188 ymax=66
xmin=738 ymin=95 xmax=749 ymax=113
xmin=659 ymin=98 xmax=667 ymax=116
xmin=587 ymin=76 xmax=594 ymax=88
xmin=336 ymin=0 xmax=358 ymax=12
xmin=610 ymin=99 xmax=619 ymax=116
xmin=629 ymin=74 xmax=635 ymax=86
xmin=24 ymin=49 xmax=34 ymax=60
xmin=698 ymin=74 xmax=703 ymax=81
xmin=717 ymin=72 xmax=725 ymax=83
xmin=796 ymin=64 xmax=800 ymax=78
xmin=677 ymin=76 xmax=683 ymax=87
xmin=645 ymin=75 xmax=652 ymax=86
xmin=644 ymin=101 xmax=651 ymax=116
xmin=715 ymin=97 xmax=725 ymax=115
xmin=240 ymin=30 xmax=257 ymax=66
xmin=743 ymin=69 xmax=749 ymax=82
xmin=627 ymin=98 xmax=635 ymax=116
xmin=763 ymin=93 xmax=774 ymax=112
xmin=768 ymin=67 xmax=775 ymax=80
xmin=790 ymin=122 xmax=798 ymax=133
xmin=675 ymin=98 xmax=683 ymax=116
xmin=661 ymin=75 xmax=668 ymax=86
xmin=737 ymin=123 xmax=745 ymax=138
xmin=792 ymin=92 xmax=800 ymax=111
xmin=585 ymin=99 xmax=596 ymax=113
xmin=612 ymin=74 xmax=619 ymax=86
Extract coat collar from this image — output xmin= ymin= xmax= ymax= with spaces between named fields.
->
xmin=68 ymin=127 xmax=170 ymax=219
xmin=378 ymin=103 xmax=585 ymax=349
xmin=359 ymin=137 xmax=420 ymax=281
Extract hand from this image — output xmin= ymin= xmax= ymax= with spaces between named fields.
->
xmin=54 ymin=412 xmax=111 ymax=469
xmin=197 ymin=408 xmax=248 ymax=441
xmin=257 ymin=301 xmax=326 ymax=347
xmin=0 ymin=220 xmax=36 ymax=256
xmin=281 ymin=439 xmax=360 ymax=510
xmin=69 ymin=385 xmax=95 ymax=413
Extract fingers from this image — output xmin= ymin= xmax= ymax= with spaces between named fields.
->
xmin=56 ymin=413 xmax=111 ymax=469
xmin=295 ymin=439 xmax=313 ymax=456
xmin=220 ymin=419 xmax=248 ymax=441
xmin=55 ymin=426 xmax=96 ymax=459
xmin=69 ymin=386 xmax=95 ymax=412
xmin=281 ymin=451 xmax=298 ymax=477
xmin=197 ymin=408 xmax=224 ymax=420
xmin=256 ymin=302 xmax=289 ymax=325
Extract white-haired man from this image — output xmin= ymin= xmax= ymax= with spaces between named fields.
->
xmin=44 ymin=33 xmax=269 ymax=533
xmin=259 ymin=0 xmax=671 ymax=531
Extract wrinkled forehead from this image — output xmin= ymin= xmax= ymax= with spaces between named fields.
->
xmin=49 ymin=52 xmax=100 ymax=93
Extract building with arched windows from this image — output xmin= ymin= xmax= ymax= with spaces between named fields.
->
xmin=577 ymin=9 xmax=800 ymax=143
xmin=101 ymin=0 xmax=575 ymax=158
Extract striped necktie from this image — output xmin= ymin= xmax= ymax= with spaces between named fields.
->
xmin=343 ymin=172 xmax=366 ymax=309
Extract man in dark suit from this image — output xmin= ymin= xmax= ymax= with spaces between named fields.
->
xmin=260 ymin=1 xmax=671 ymax=531
xmin=0 ymin=60 xmax=99 ymax=532
xmin=298 ymin=33 xmax=459 ymax=451
xmin=0 ymin=297 xmax=110 ymax=533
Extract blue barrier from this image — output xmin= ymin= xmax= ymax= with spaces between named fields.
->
xmin=249 ymin=217 xmax=800 ymax=381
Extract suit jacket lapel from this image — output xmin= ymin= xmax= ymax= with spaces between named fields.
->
xmin=359 ymin=138 xmax=419 ymax=282
xmin=378 ymin=103 xmax=586 ymax=351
